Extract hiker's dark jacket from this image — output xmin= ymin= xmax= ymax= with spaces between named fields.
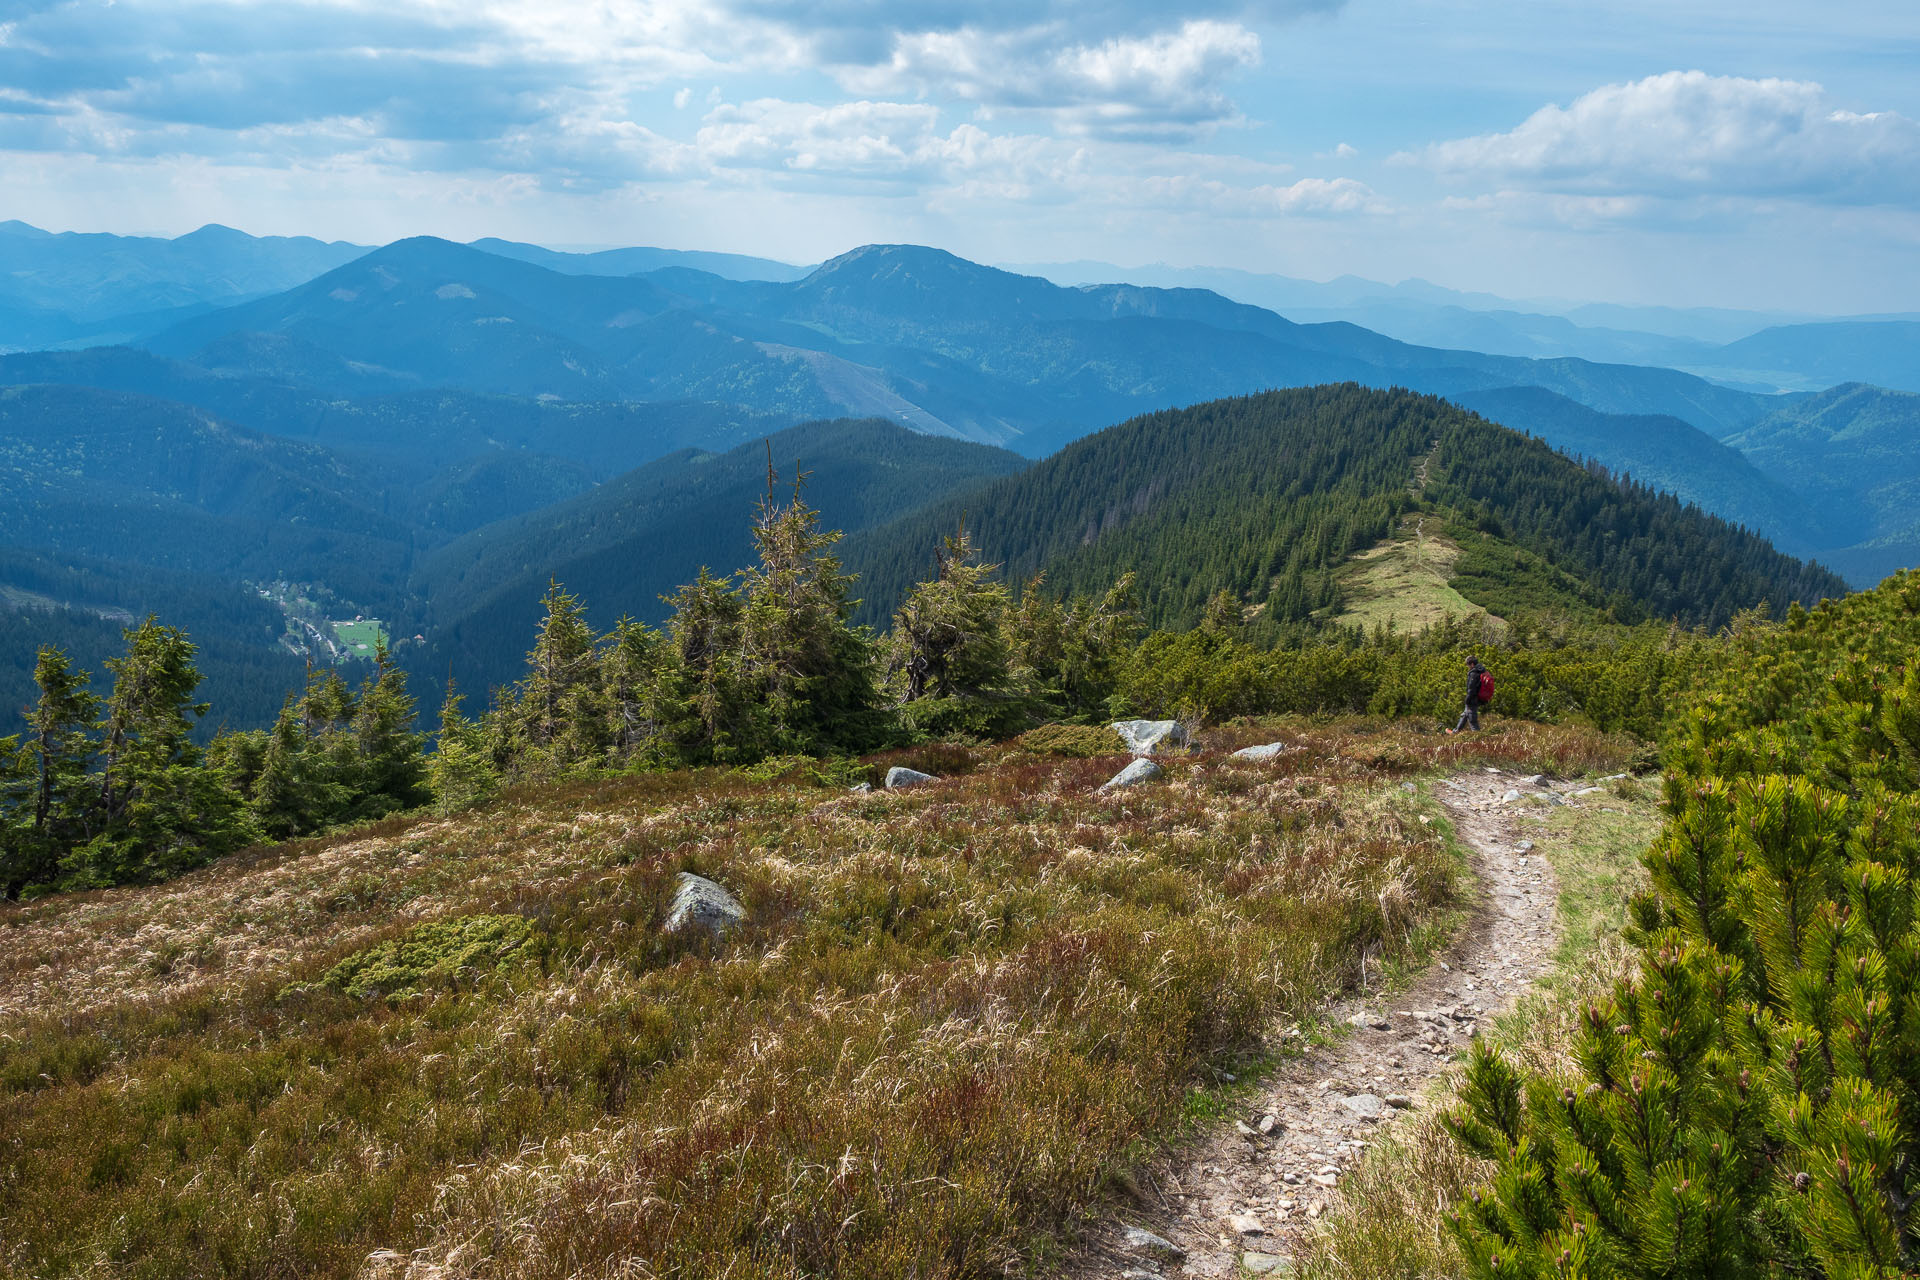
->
xmin=1465 ymin=668 xmax=1483 ymax=706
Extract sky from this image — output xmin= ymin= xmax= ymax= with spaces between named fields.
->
xmin=1 ymin=0 xmax=1918 ymax=312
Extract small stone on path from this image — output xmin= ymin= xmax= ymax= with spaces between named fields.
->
xmin=1123 ymin=1226 xmax=1185 ymax=1259
xmin=1342 ymin=1093 xmax=1386 ymax=1119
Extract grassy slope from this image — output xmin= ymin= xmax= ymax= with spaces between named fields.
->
xmin=0 ymin=722 xmax=1633 ymax=1279
xmin=1299 ymin=774 xmax=1661 ymax=1280
xmin=1328 ymin=516 xmax=1504 ymax=635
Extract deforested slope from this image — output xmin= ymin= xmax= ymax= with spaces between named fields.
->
xmin=841 ymin=384 xmax=1846 ymax=632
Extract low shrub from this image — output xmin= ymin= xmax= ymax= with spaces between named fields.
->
xmin=308 ymin=913 xmax=535 ymax=999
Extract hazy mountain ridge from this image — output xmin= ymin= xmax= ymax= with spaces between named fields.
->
xmin=128 ymin=237 xmax=1806 ymax=454
xmin=1012 ymin=257 xmax=1918 ymax=394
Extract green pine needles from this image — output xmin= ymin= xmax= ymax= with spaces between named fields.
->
xmin=1444 ymin=571 xmax=1920 ymax=1278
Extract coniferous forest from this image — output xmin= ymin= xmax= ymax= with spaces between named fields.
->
xmin=0 ymin=387 xmax=1851 ymax=899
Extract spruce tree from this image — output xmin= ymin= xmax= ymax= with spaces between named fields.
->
xmin=736 ymin=483 xmax=883 ymax=753
xmin=75 ymin=619 xmax=253 ymax=886
xmin=601 ymin=617 xmax=665 ymax=765
xmin=12 ymin=646 xmax=100 ymax=894
xmin=349 ymin=644 xmax=427 ymax=816
xmin=0 ymin=733 xmax=37 ymax=899
xmin=506 ymin=582 xmax=607 ymax=776
xmin=428 ymin=680 xmax=499 ymax=814
xmin=890 ymin=528 xmax=1014 ymax=702
xmin=658 ymin=567 xmax=760 ymax=763
xmin=251 ymin=698 xmax=328 ymax=840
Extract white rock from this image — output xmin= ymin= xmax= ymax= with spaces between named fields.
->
xmin=663 ymin=873 xmax=745 ymax=937
xmin=1123 ymin=1226 xmax=1185 ymax=1258
xmin=1229 ymin=1212 xmax=1266 ymax=1236
xmin=884 ymin=766 xmax=937 ymax=789
xmin=1500 ymin=788 xmax=1522 ymax=803
xmin=1232 ymin=741 xmax=1289 ymax=761
xmin=1241 ymin=1252 xmax=1289 ymax=1276
xmin=1102 ymin=757 xmax=1165 ymax=791
xmin=848 ymin=781 xmax=872 ymax=793
xmin=1521 ymin=774 xmax=1546 ymax=786
xmin=1342 ymin=1093 xmax=1386 ymax=1119
xmin=1111 ymin=719 xmax=1190 ymax=755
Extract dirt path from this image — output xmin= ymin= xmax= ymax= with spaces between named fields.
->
xmin=1067 ymin=767 xmax=1567 ymax=1278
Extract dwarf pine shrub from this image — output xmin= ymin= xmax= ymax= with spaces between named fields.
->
xmin=309 ymin=913 xmax=535 ymax=999
xmin=1445 ymin=571 xmax=1920 ymax=1278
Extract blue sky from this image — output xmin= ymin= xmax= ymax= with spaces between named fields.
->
xmin=1 ymin=0 xmax=1917 ymax=311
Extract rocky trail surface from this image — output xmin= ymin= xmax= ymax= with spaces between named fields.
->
xmin=1069 ymin=767 xmax=1574 ymax=1279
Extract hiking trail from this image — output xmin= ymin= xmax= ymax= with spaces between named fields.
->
xmin=1066 ymin=767 xmax=1567 ymax=1278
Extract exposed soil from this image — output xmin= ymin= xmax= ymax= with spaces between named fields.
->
xmin=1066 ymin=767 xmax=1570 ymax=1278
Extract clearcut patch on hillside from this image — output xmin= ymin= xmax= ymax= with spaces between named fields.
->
xmin=1330 ymin=517 xmax=1506 ymax=635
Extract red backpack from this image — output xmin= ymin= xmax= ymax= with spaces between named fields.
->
xmin=1476 ymin=669 xmax=1495 ymax=703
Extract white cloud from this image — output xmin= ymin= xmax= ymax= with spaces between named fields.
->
xmin=1266 ymin=175 xmax=1378 ymax=214
xmin=698 ymin=98 xmax=943 ymax=177
xmin=693 ymin=98 xmax=1079 ymax=192
xmin=842 ymin=19 xmax=1261 ymax=139
xmin=1407 ymin=70 xmax=1920 ymax=205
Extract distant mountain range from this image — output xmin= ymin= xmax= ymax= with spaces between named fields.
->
xmin=128 ymin=235 xmax=1781 ymax=447
xmin=1014 ymin=259 xmax=1920 ymax=394
xmin=0 ymin=224 xmax=1914 ymax=726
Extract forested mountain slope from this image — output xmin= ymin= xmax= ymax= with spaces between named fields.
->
xmin=0 ymin=384 xmax=413 ymax=605
xmin=841 ymin=385 xmax=1846 ymax=632
xmin=1722 ymin=382 xmax=1920 ymax=585
xmin=0 ymin=348 xmax=791 ymax=486
xmin=407 ymin=419 xmax=1028 ymax=695
xmin=1450 ymin=386 xmax=1853 ymax=557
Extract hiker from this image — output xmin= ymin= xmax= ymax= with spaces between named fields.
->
xmin=1450 ymin=656 xmax=1491 ymax=734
